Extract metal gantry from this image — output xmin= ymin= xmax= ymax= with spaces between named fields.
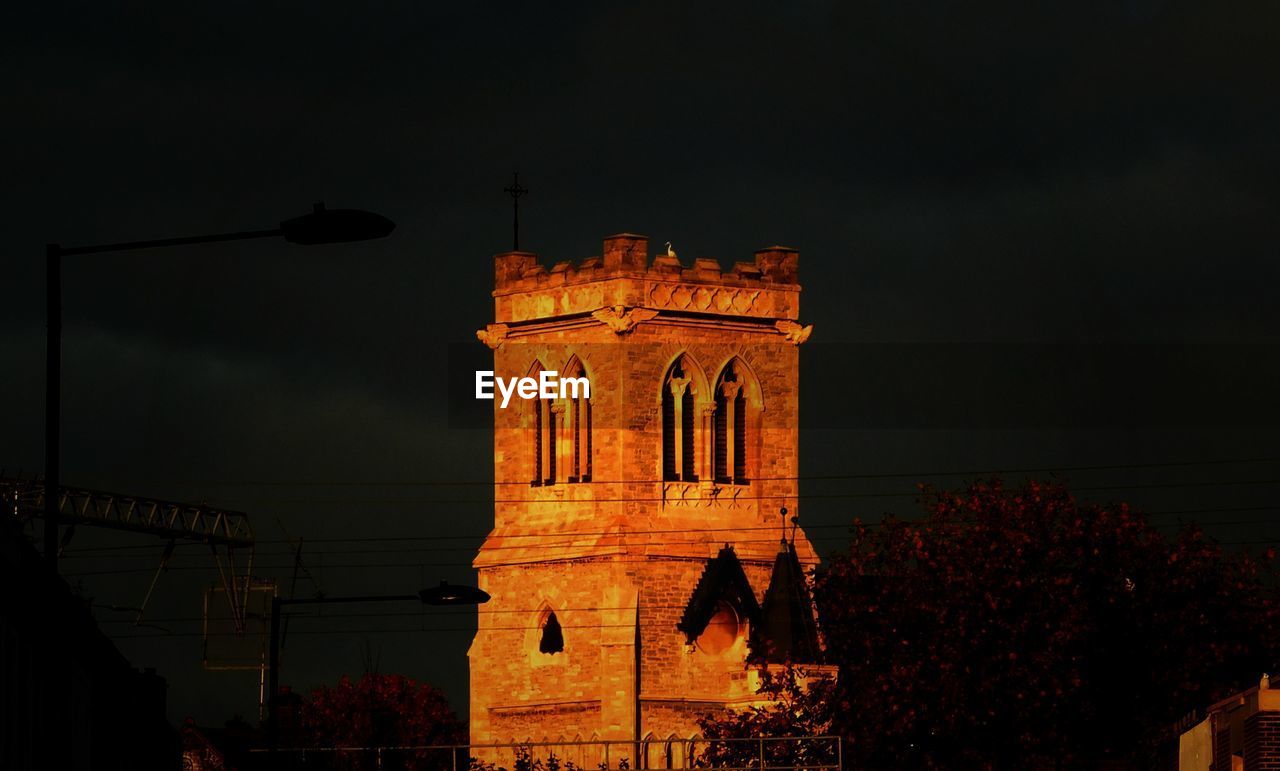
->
xmin=1 ymin=475 xmax=253 ymax=547
xmin=2 ymin=473 xmax=255 ymax=630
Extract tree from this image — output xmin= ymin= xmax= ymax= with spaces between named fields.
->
xmin=702 ymin=479 xmax=1280 ymax=769
xmin=694 ymin=667 xmax=837 ymax=770
xmin=300 ymin=672 xmax=466 ymax=770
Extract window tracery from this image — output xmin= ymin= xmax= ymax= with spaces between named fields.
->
xmin=564 ymin=357 xmax=591 ymax=483
xmin=662 ymin=355 xmax=703 ymax=482
xmin=712 ymin=359 xmax=752 ymax=485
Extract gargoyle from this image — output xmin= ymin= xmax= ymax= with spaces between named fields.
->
xmin=476 ymin=323 xmax=510 ymax=350
xmin=775 ymin=320 xmax=814 ymax=345
xmin=592 ymin=305 xmax=658 ymax=334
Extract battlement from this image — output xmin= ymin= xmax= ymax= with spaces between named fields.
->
xmin=493 ymin=234 xmax=801 ymax=324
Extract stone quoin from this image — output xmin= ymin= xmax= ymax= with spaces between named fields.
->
xmin=469 ymin=234 xmax=827 ymax=761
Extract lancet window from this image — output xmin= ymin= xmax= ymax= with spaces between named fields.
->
xmin=712 ymin=360 xmax=751 ymax=485
xmin=564 ymin=357 xmax=591 ymax=483
xmin=662 ymin=356 xmax=701 ymax=482
xmin=528 ymin=360 xmax=555 ymax=486
xmin=538 ymin=610 xmax=564 ymax=654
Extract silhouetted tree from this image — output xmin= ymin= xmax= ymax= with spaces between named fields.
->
xmin=695 ymin=667 xmax=836 ymax=769
xmin=300 ymin=672 xmax=465 ymax=770
xmin=701 ymin=479 xmax=1280 ymax=769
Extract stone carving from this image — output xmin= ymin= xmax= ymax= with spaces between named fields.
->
xmin=476 ymin=323 xmax=510 ymax=349
xmin=648 ymin=283 xmax=761 ymax=315
xmin=775 ymin=320 xmax=813 ymax=345
xmin=663 ymin=482 xmax=747 ymax=509
xmin=591 ymin=305 xmax=658 ymax=334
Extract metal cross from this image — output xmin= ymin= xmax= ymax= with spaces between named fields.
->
xmin=504 ymin=171 xmax=529 ymax=251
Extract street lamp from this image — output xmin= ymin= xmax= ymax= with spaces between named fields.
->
xmin=43 ymin=203 xmax=395 ymax=565
xmin=266 ymin=582 xmax=490 ymax=745
xmin=419 ymin=579 xmax=493 ymax=606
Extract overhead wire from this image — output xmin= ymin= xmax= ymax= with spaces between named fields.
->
xmin=60 ymin=530 xmax=1280 ymax=579
xmin=88 ymin=456 xmax=1280 ymax=488
xmin=57 ymin=504 xmax=1280 ymax=560
xmin=52 ymin=458 xmax=1280 ymax=630
xmin=206 ymin=477 xmax=1280 ymax=507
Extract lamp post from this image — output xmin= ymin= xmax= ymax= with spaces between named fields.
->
xmin=43 ymin=203 xmax=394 ymax=565
xmin=266 ymin=581 xmax=490 ymax=746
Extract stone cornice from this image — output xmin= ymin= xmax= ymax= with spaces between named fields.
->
xmin=488 ymin=699 xmax=602 ymax=715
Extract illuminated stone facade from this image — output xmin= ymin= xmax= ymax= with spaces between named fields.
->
xmin=469 ymin=234 xmax=819 ymax=756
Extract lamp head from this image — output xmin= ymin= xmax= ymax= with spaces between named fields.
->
xmin=418 ymin=580 xmax=490 ymax=606
xmin=281 ymin=202 xmax=395 ymax=245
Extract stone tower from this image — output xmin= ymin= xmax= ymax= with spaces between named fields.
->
xmin=469 ymin=234 xmax=820 ymax=760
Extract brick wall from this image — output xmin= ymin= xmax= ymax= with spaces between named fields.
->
xmin=1245 ymin=712 xmax=1280 ymax=770
xmin=1214 ymin=727 xmax=1233 ymax=771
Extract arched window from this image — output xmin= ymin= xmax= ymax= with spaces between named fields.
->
xmin=642 ymin=733 xmax=659 ymax=770
xmin=538 ymin=610 xmax=564 ymax=654
xmin=686 ymin=735 xmax=703 ymax=770
xmin=564 ymin=357 xmax=591 ymax=483
xmin=712 ymin=360 xmax=752 ymax=485
xmin=662 ymin=355 xmax=702 ymax=482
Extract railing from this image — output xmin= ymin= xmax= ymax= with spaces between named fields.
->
xmin=245 ymin=735 xmax=841 ymax=771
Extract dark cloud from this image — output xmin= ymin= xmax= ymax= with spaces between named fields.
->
xmin=2 ymin=0 xmax=1278 ymax=725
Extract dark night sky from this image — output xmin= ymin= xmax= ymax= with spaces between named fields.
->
xmin=4 ymin=0 xmax=1280 ymax=726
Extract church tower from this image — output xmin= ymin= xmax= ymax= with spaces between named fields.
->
xmin=469 ymin=234 xmax=820 ymax=759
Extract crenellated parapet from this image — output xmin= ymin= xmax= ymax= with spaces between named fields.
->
xmin=493 ymin=234 xmax=802 ymax=324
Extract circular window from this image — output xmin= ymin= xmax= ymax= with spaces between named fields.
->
xmin=696 ymin=602 xmax=740 ymax=654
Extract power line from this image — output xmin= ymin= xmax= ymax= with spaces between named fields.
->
xmin=55 ymin=508 xmax=1280 ymax=561
xmin=214 ymin=478 xmax=1280 ymax=507
xmin=97 ymin=602 xmax=731 ymax=625
xmin=96 ymin=553 xmax=1280 ymax=645
xmin=58 ymin=525 xmax=1280 ymax=579
xmin=93 ymin=456 xmax=1280 ymax=488
xmin=56 ymin=504 xmax=1280 ymax=559
xmin=108 ymin=625 xmax=626 ymax=639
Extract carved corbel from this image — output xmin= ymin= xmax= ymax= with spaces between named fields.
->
xmin=591 ymin=305 xmax=658 ymax=334
xmin=775 ymin=320 xmax=814 ymax=345
xmin=476 ymin=323 xmax=510 ymax=350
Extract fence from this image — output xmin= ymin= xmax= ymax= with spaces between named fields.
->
xmin=244 ymin=735 xmax=841 ymax=771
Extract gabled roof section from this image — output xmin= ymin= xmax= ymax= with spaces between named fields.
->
xmin=751 ymin=541 xmax=822 ymax=664
xmin=677 ymin=545 xmax=762 ymax=643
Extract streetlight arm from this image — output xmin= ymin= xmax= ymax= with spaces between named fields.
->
xmin=266 ymin=585 xmax=479 ymax=745
xmin=52 ymin=228 xmax=284 ymax=257
xmin=41 ymin=201 xmax=393 ymax=568
xmin=278 ymin=594 xmax=419 ymax=607
xmin=51 ymin=203 xmax=395 ymax=259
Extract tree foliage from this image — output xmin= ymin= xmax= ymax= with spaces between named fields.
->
xmin=695 ymin=668 xmax=837 ymax=769
xmin=299 ymin=672 xmax=466 ymax=770
xmin=703 ymin=479 xmax=1280 ymax=768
